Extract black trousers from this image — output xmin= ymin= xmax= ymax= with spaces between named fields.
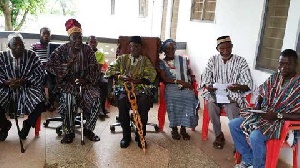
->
xmin=99 ymin=76 xmax=108 ymax=114
xmin=0 ymin=102 xmax=45 ymax=128
xmin=47 ymin=72 xmax=57 ymax=106
xmin=117 ymin=93 xmax=151 ymax=139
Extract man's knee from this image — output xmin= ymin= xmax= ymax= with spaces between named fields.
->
xmin=118 ymin=96 xmax=128 ymax=108
xmin=207 ymin=101 xmax=219 ymax=114
xmin=225 ymin=103 xmax=240 ymax=119
xmin=228 ymin=117 xmax=243 ymax=130
xmin=249 ymin=130 xmax=264 ymax=143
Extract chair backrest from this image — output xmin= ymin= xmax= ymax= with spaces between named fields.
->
xmin=47 ymin=42 xmax=63 ymax=57
xmin=116 ymin=36 xmax=161 ymax=68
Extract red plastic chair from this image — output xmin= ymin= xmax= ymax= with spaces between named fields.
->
xmin=158 ymin=82 xmax=167 ymax=131
xmin=201 ymin=93 xmax=252 ymax=140
xmin=265 ymin=120 xmax=300 ymax=168
xmin=158 ymin=82 xmax=198 ymax=131
xmin=234 ymin=121 xmax=300 ymax=167
xmin=34 ymin=115 xmax=42 ymax=136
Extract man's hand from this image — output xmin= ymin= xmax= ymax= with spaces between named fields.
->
xmin=206 ymin=84 xmax=217 ymax=92
xmin=7 ymin=78 xmax=25 ymax=89
xmin=119 ymin=75 xmax=143 ymax=84
xmin=260 ymin=111 xmax=277 ymax=121
xmin=227 ymin=84 xmax=241 ymax=92
xmin=75 ymin=78 xmax=87 ymax=86
xmin=118 ymin=75 xmax=131 ymax=82
xmin=177 ymin=80 xmax=193 ymax=90
xmin=57 ymin=64 xmax=68 ymax=78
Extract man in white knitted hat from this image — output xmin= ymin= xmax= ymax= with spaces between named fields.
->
xmin=0 ymin=32 xmax=46 ymax=141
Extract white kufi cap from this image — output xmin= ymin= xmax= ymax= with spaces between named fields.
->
xmin=7 ymin=32 xmax=23 ymax=43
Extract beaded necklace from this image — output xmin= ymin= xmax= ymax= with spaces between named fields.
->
xmin=164 ymin=58 xmax=175 ymax=69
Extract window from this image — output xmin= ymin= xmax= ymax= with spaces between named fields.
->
xmin=256 ymin=0 xmax=290 ymax=71
xmin=139 ymin=0 xmax=148 ymax=18
xmin=111 ymin=0 xmax=115 ymax=15
xmin=190 ymin=0 xmax=216 ymax=21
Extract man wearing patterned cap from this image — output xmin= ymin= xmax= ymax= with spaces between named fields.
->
xmin=47 ymin=19 xmax=101 ymax=143
xmin=201 ymin=35 xmax=253 ymax=149
xmin=106 ymin=36 xmax=157 ymax=148
xmin=0 ymin=32 xmax=46 ymax=141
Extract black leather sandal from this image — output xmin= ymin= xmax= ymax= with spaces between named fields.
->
xmin=180 ymin=127 xmax=190 ymax=140
xmin=61 ymin=133 xmax=74 ymax=144
xmin=84 ymin=129 xmax=100 ymax=141
xmin=171 ymin=128 xmax=181 ymax=140
xmin=213 ymin=132 xmax=225 ymax=149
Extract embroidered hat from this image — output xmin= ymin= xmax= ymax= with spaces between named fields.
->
xmin=65 ymin=19 xmax=82 ymax=36
xmin=217 ymin=36 xmax=231 ymax=46
xmin=130 ymin=36 xmax=142 ymax=45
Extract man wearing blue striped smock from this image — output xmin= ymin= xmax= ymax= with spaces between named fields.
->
xmin=201 ymin=36 xmax=253 ymax=149
xmin=0 ymin=33 xmax=46 ymax=141
xmin=159 ymin=39 xmax=199 ymax=141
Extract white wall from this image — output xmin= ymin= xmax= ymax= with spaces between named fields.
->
xmin=175 ymin=0 xmax=300 ymax=166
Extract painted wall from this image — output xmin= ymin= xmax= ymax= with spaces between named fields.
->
xmin=175 ymin=0 xmax=300 ymax=166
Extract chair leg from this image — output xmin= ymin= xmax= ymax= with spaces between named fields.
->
xmin=201 ymin=101 xmax=210 ymax=140
xmin=234 ymin=151 xmax=241 ymax=164
xmin=158 ymin=82 xmax=166 ymax=131
xmin=35 ymin=115 xmax=41 ymax=136
xmin=266 ymin=140 xmax=282 ymax=168
xmin=293 ymin=142 xmax=298 ymax=168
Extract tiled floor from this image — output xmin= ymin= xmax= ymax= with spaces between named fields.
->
xmin=0 ymin=104 xmax=289 ymax=168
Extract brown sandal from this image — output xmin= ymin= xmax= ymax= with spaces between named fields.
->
xmin=213 ymin=132 xmax=225 ymax=149
xmin=171 ymin=127 xmax=181 ymax=140
xmin=180 ymin=127 xmax=190 ymax=140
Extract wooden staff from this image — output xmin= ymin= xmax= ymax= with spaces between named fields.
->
xmin=123 ymin=82 xmax=146 ymax=153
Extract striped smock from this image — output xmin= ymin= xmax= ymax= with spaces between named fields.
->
xmin=201 ymin=54 xmax=253 ymax=108
xmin=159 ymin=55 xmax=199 ymax=128
xmin=47 ymin=43 xmax=101 ymax=114
xmin=241 ymin=73 xmax=300 ymax=139
xmin=0 ymin=50 xmax=46 ymax=115
xmin=31 ymin=41 xmax=48 ymax=68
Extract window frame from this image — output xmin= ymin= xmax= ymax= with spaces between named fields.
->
xmin=111 ymin=0 xmax=115 ymax=15
xmin=139 ymin=0 xmax=148 ymax=18
xmin=255 ymin=0 xmax=291 ymax=73
xmin=190 ymin=0 xmax=217 ymax=22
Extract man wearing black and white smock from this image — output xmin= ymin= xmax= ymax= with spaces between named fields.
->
xmin=200 ymin=36 xmax=253 ymax=149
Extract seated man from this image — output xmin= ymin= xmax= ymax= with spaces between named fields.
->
xmin=106 ymin=36 xmax=157 ymax=148
xmin=87 ymin=35 xmax=109 ymax=119
xmin=229 ymin=49 xmax=300 ymax=168
xmin=47 ymin=19 xmax=101 ymax=143
xmin=0 ymin=32 xmax=46 ymax=141
xmin=201 ymin=35 xmax=253 ymax=149
xmin=31 ymin=27 xmax=56 ymax=112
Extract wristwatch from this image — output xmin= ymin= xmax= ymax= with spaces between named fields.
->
xmin=277 ymin=113 xmax=283 ymax=119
